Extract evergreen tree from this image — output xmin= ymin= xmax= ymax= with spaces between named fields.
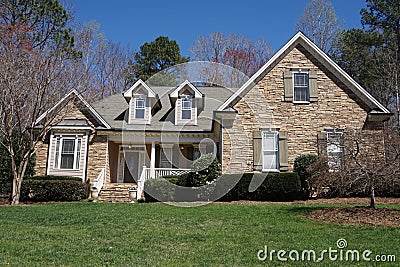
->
xmin=127 ymin=36 xmax=189 ymax=83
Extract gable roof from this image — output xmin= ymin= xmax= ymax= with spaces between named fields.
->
xmin=35 ymin=89 xmax=111 ymax=129
xmin=170 ymin=80 xmax=203 ymax=98
xmin=123 ymin=79 xmax=157 ymax=99
xmin=217 ymin=31 xmax=391 ymax=114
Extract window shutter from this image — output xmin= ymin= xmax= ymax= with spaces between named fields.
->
xmin=309 ymin=71 xmax=318 ymax=102
xmin=279 ymin=131 xmax=288 ymax=171
xmin=253 ymin=131 xmax=262 ymax=171
xmin=317 ymin=131 xmax=327 ymax=158
xmin=283 ymin=71 xmax=293 ymax=102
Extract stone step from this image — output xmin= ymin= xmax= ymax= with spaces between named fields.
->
xmin=98 ymin=183 xmax=137 ymax=202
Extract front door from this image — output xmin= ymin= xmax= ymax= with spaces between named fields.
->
xmin=117 ymin=146 xmax=145 ymax=183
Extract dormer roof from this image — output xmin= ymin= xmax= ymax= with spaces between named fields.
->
xmin=123 ymin=79 xmax=157 ymax=100
xmin=170 ymin=80 xmax=203 ymax=99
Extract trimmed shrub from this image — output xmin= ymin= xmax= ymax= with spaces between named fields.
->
xmin=20 ymin=179 xmax=88 ymax=202
xmin=164 ymin=177 xmax=179 ymax=185
xmin=144 ymin=178 xmax=176 ymax=202
xmin=28 ymin=175 xmax=83 ymax=181
xmin=177 ymin=153 xmax=221 ymax=187
xmin=294 ymin=154 xmax=318 ymax=199
xmin=159 ymin=175 xmax=179 ymax=185
xmin=214 ymin=172 xmax=302 ymax=202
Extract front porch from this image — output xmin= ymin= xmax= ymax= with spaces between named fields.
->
xmin=93 ymin=136 xmax=218 ymax=201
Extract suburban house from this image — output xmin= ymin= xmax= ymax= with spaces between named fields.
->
xmin=34 ymin=32 xmax=392 ymax=201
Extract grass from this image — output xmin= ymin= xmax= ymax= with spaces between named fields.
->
xmin=0 ymin=202 xmax=399 ymax=266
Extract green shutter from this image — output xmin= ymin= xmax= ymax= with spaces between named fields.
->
xmin=309 ymin=71 xmax=318 ymax=102
xmin=279 ymin=131 xmax=288 ymax=171
xmin=317 ymin=131 xmax=327 ymax=158
xmin=253 ymin=131 xmax=262 ymax=171
xmin=283 ymin=71 xmax=293 ymax=102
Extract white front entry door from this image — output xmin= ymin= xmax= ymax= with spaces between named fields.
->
xmin=117 ymin=146 xmax=145 ymax=183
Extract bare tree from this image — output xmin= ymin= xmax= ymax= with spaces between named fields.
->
xmin=0 ymin=20 xmax=79 ymax=204
xmin=190 ymin=32 xmax=273 ymax=78
xmin=66 ymin=22 xmax=134 ymax=101
xmin=296 ymin=0 xmax=343 ymax=53
xmin=309 ymin=129 xmax=400 ymax=208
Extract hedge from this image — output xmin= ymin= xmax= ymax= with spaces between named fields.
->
xmin=27 ymin=175 xmax=83 ymax=181
xmin=144 ymin=178 xmax=176 ymax=202
xmin=21 ymin=179 xmax=89 ymax=202
xmin=145 ymin=172 xmax=302 ymax=202
xmin=214 ymin=172 xmax=302 ymax=202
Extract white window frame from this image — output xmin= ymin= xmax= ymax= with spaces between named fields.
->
xmin=261 ymin=129 xmax=279 ymax=171
xmin=293 ymin=70 xmax=310 ymax=103
xmin=135 ymin=96 xmax=146 ymax=119
xmin=54 ymin=136 xmax=82 ymax=170
xmin=181 ymin=97 xmax=192 ymax=120
xmin=326 ymin=129 xmax=344 ymax=171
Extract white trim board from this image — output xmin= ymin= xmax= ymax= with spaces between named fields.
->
xmin=35 ymin=89 xmax=111 ymax=129
xmin=170 ymin=80 xmax=203 ymax=99
xmin=123 ymin=79 xmax=156 ymax=98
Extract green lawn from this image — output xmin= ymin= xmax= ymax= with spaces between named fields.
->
xmin=0 ymin=202 xmax=398 ymax=266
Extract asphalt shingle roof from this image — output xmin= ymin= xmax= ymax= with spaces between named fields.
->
xmin=91 ymin=86 xmax=238 ymax=132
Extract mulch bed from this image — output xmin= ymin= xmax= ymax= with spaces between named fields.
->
xmin=307 ymin=206 xmax=400 ymax=227
xmin=226 ymin=197 xmax=400 ymax=227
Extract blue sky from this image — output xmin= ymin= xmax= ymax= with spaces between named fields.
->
xmin=71 ymin=0 xmax=366 ymax=57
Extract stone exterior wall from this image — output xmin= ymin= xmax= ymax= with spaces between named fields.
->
xmin=34 ymin=101 xmax=104 ymax=181
xmin=34 ymin=140 xmax=49 ymax=176
xmin=87 ymin=135 xmax=109 ymax=183
xmin=222 ymin=46 xmax=384 ymax=173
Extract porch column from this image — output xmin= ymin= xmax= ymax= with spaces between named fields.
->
xmin=150 ymin=141 xmax=156 ymax=178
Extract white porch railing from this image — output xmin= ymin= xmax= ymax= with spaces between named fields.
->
xmin=136 ymin=167 xmax=191 ymax=200
xmin=92 ymin=168 xmax=105 ymax=193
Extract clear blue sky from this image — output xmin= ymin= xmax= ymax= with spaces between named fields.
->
xmin=71 ymin=0 xmax=366 ymax=57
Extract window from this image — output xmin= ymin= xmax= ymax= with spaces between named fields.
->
xmin=327 ymin=129 xmax=344 ymax=170
xmin=293 ymin=72 xmax=310 ymax=102
xmin=54 ymin=137 xmax=82 ymax=170
xmin=181 ymin=97 xmax=192 ymax=120
xmin=160 ymin=147 xmax=173 ymax=168
xmin=262 ymin=130 xmax=279 ymax=170
xmin=135 ymin=97 xmax=145 ymax=119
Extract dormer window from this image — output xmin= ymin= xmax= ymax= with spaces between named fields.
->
xmin=123 ymin=79 xmax=158 ymax=125
xmin=135 ymin=97 xmax=146 ymax=119
xmin=170 ymin=80 xmax=203 ymax=126
xmin=181 ymin=97 xmax=192 ymax=120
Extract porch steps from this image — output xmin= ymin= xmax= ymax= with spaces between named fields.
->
xmin=98 ymin=184 xmax=137 ymax=202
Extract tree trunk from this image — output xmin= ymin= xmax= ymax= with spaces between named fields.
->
xmin=11 ymin=176 xmax=22 ymax=205
xmin=370 ymin=185 xmax=376 ymax=209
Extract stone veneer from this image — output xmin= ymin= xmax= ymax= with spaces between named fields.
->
xmin=87 ymin=134 xmax=110 ymax=183
xmin=34 ymin=99 xmax=109 ymax=181
xmin=222 ymin=45 xmax=384 ymax=173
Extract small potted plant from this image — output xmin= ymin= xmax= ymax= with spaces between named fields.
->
xmin=128 ymin=187 xmax=137 ymax=202
xmin=91 ymin=187 xmax=99 ymax=202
